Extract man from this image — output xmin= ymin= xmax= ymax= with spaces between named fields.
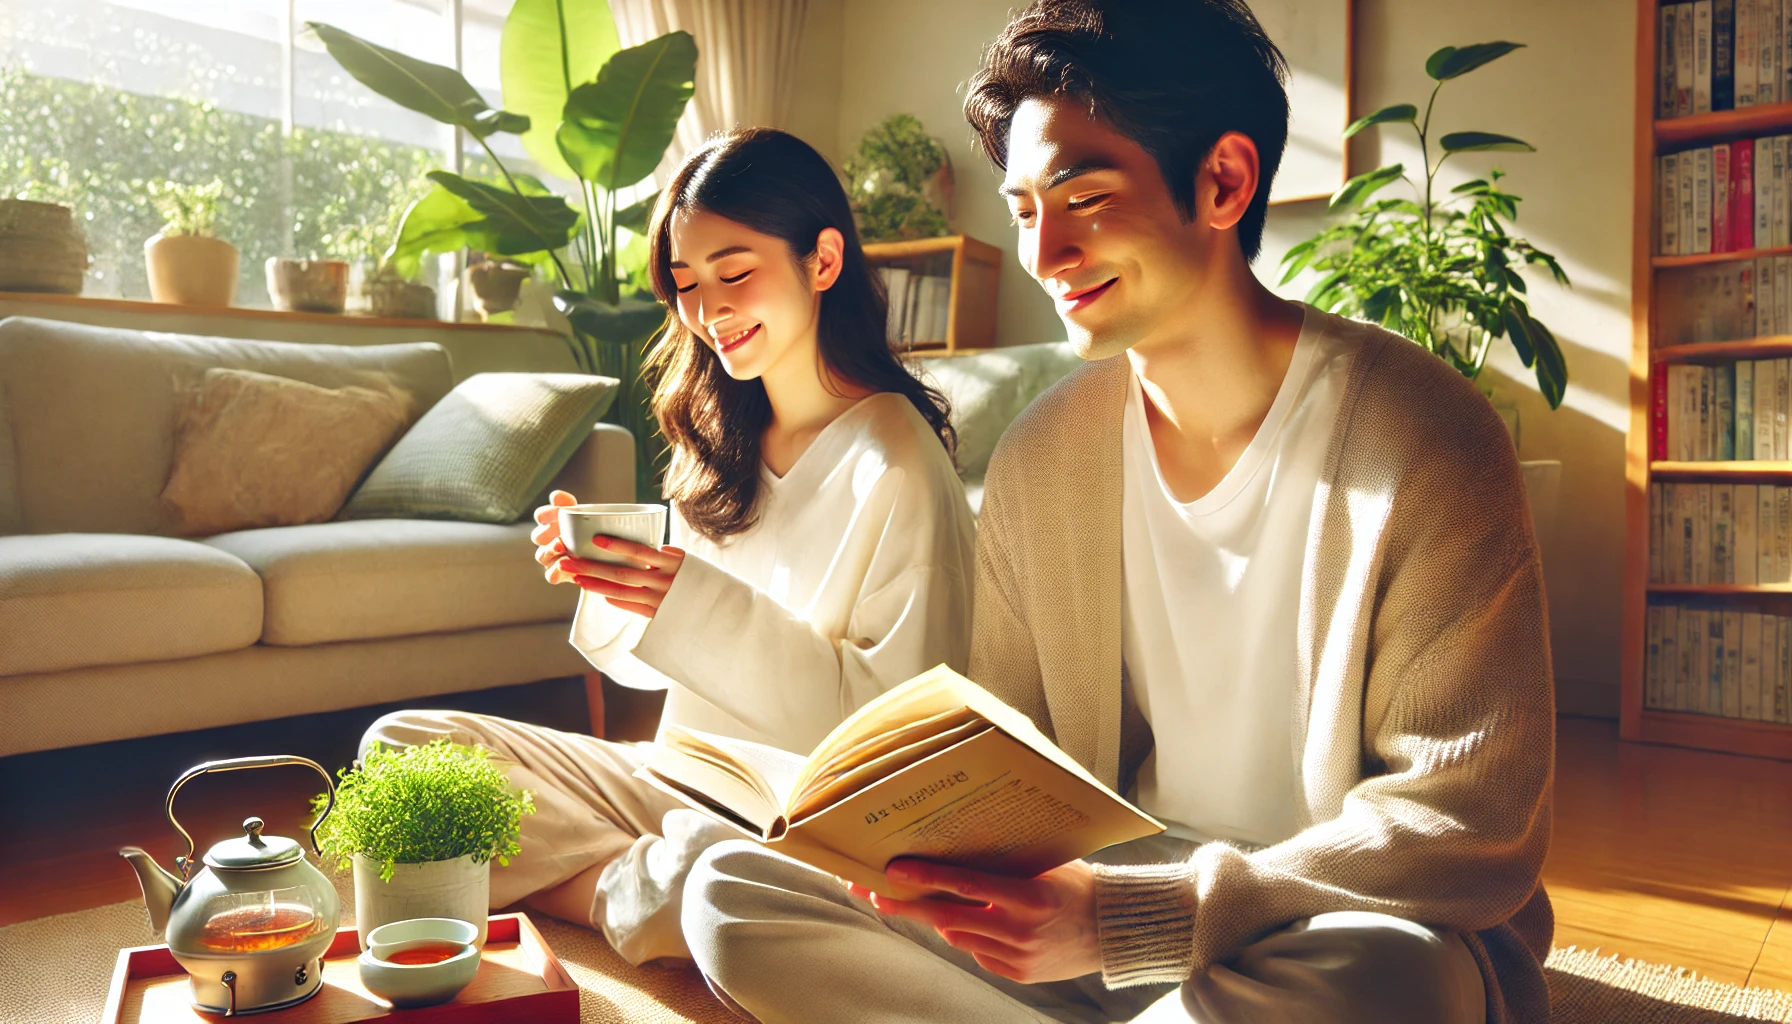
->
xmin=681 ymin=1 xmax=1554 ymax=1021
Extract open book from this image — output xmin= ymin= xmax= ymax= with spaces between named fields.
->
xmin=638 ymin=665 xmax=1164 ymax=899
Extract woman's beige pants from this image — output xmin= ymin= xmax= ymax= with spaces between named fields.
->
xmin=360 ymin=710 xmax=736 ymax=965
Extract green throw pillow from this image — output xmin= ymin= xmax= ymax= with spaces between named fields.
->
xmin=340 ymin=372 xmax=618 ymax=523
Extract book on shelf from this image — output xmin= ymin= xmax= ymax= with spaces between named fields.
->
xmin=1645 ymin=596 xmax=1792 ymax=722
xmin=1655 ymin=135 xmax=1792 ymax=257
xmin=634 ymin=664 xmax=1164 ymax=898
xmin=1657 ymin=358 xmax=1792 ymax=457
xmin=1663 ymin=0 xmax=1792 ymax=117
xmin=1648 ymin=481 xmax=1792 ymax=584
xmin=875 ymin=266 xmax=952 ymax=348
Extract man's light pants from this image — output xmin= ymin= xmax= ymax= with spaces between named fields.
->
xmin=682 ymin=839 xmax=1488 ymax=1024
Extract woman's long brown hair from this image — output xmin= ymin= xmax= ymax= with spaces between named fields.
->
xmin=643 ymin=127 xmax=955 ymax=540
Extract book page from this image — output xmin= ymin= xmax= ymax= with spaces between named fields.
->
xmin=786 ymin=725 xmax=1162 ymax=899
xmin=787 ymin=718 xmax=992 ymax=823
xmin=789 ymin=705 xmax=983 ymax=804
xmin=643 ymin=726 xmax=805 ymax=835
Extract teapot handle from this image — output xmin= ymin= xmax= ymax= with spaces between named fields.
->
xmin=165 ymin=755 xmax=336 ymax=879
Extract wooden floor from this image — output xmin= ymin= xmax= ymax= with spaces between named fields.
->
xmin=2 ymin=693 xmax=1789 ymax=993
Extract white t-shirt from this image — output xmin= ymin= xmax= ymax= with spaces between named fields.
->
xmin=1120 ymin=305 xmax=1352 ymax=848
xmin=571 ymin=392 xmax=977 ymax=755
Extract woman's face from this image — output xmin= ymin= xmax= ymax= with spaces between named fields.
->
xmin=667 ymin=208 xmax=831 ymax=382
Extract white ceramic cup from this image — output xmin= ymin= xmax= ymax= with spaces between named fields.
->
xmin=557 ymin=503 xmax=668 ymax=566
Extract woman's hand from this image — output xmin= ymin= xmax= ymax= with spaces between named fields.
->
xmin=845 ymin=859 xmax=1103 ymax=984
xmin=531 ymin=490 xmax=686 ymax=618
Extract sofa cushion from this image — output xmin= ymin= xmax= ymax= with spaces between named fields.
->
xmin=163 ymin=368 xmax=415 ymax=536
xmin=204 ymin=519 xmax=577 ymax=646
xmin=0 ymin=534 xmax=263 ymax=675
xmin=341 ymin=372 xmax=618 ymax=525
xmin=0 ymin=316 xmax=453 ymax=536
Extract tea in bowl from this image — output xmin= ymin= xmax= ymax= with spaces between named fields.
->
xmin=358 ymin=918 xmax=481 ymax=1008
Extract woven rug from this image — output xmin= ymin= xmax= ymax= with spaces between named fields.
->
xmin=3 ymin=877 xmax=1788 ymax=1023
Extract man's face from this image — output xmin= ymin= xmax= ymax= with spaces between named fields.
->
xmin=1000 ymin=95 xmax=1212 ymax=361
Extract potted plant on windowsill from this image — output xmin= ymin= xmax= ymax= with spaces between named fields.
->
xmin=307 ymin=1 xmax=697 ymax=500
xmin=141 ymin=178 xmax=237 ymax=307
xmin=313 ymin=738 xmax=534 ymax=951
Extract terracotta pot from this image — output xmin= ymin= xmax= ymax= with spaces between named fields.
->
xmin=369 ymin=273 xmax=436 ymax=320
xmin=145 ymin=234 xmax=239 ymax=307
xmin=266 ymin=257 xmax=348 ymax=313
xmin=465 ymin=261 xmax=531 ymax=320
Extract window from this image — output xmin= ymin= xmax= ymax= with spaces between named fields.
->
xmin=1 ymin=0 xmax=530 ymax=306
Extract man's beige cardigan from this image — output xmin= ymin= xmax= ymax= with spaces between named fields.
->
xmin=967 ymin=314 xmax=1555 ymax=1024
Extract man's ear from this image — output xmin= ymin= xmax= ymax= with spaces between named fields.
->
xmin=1203 ymin=131 xmax=1261 ymax=233
xmin=811 ymin=227 xmax=846 ymax=291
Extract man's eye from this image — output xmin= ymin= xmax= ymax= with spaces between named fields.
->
xmin=721 ymin=271 xmax=752 ymax=284
xmin=1068 ymin=194 xmax=1110 ymax=211
xmin=1010 ymin=209 xmax=1036 ymax=225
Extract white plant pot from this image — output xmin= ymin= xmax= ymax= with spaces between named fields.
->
xmin=352 ymin=853 xmax=489 ymax=953
xmin=144 ymin=233 xmax=239 ymax=307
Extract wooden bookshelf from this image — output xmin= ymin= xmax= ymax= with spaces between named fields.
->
xmin=862 ymin=234 xmax=1001 ymax=354
xmin=1653 ymin=335 xmax=1792 ymax=363
xmin=1627 ymin=1 xmax=1792 ymax=762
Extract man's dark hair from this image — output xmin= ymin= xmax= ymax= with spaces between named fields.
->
xmin=964 ymin=0 xmax=1290 ymax=261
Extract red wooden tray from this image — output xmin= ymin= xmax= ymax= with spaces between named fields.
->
xmin=100 ymin=913 xmax=578 ymax=1023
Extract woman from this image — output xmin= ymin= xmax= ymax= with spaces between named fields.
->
xmin=362 ymin=127 xmax=976 ymax=964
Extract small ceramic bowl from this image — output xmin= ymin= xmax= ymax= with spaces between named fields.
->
xmin=357 ymin=943 xmax=480 ymax=1009
xmin=366 ymin=918 xmax=480 ymax=962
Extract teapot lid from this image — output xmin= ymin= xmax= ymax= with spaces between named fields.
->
xmin=203 ymin=817 xmax=303 ymax=870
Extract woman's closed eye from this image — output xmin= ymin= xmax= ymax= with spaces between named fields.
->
xmin=721 ymin=270 xmax=753 ymax=284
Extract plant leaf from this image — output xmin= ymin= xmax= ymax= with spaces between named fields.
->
xmin=1440 ymin=131 xmax=1535 ymax=153
xmin=1328 ymin=163 xmax=1405 ymax=212
xmin=1430 ymin=41 xmax=1526 ymax=81
xmin=425 ymin=170 xmax=580 ymax=255
xmin=306 ymin=22 xmax=527 ymax=139
xmin=556 ymin=31 xmax=697 ymax=192
xmin=501 ymin=0 xmax=621 ymax=181
xmin=1343 ymin=103 xmax=1419 ymax=139
xmin=614 ymin=190 xmax=661 ymax=234
xmin=1450 ymin=178 xmax=1491 ymax=194
xmin=1526 ymin=313 xmax=1569 ymax=409
xmin=387 ymin=185 xmax=483 ymax=280
xmin=1425 ymin=46 xmax=1459 ymax=80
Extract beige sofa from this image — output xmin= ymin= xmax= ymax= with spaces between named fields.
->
xmin=0 ymin=316 xmax=633 ymax=757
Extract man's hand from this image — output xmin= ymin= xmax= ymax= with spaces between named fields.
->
xmin=846 ymin=858 xmax=1102 ymax=983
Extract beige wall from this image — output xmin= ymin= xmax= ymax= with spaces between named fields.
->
xmin=790 ymin=0 xmax=1638 ymax=717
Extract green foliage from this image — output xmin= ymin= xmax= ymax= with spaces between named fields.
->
xmin=0 ymin=66 xmax=441 ymax=305
xmin=312 ymin=739 xmax=535 ymax=882
xmin=500 ymin=0 xmax=622 ymax=180
xmin=841 ymin=114 xmax=951 ymax=243
xmin=313 ymin=10 xmax=697 ymax=500
xmin=1281 ymin=40 xmax=1571 ymax=409
xmin=140 ymin=178 xmax=224 ymax=237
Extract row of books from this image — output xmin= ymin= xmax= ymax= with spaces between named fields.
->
xmin=1649 ymin=481 xmax=1792 ymax=583
xmin=1657 ymin=0 xmax=1792 ymax=118
xmin=1655 ymin=136 xmax=1792 ymax=255
xmin=1655 ymin=257 xmax=1792 ymax=344
xmin=1653 ymin=360 xmax=1792 ymax=460
xmin=1644 ymin=602 xmax=1792 ymax=721
xmin=877 ymin=267 xmax=951 ymax=348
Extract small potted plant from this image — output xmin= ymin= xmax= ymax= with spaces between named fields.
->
xmin=265 ymin=256 xmax=349 ymax=314
xmin=141 ymin=178 xmax=238 ymax=307
xmin=313 ymin=739 xmax=533 ymax=951
xmin=841 ymin=114 xmax=954 ymax=243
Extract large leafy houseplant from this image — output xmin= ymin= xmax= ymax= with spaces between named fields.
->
xmin=308 ymin=1 xmax=695 ymax=496
xmin=1280 ymin=41 xmax=1571 ymax=409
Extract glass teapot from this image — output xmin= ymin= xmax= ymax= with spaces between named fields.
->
xmin=120 ymin=755 xmax=341 ymax=1016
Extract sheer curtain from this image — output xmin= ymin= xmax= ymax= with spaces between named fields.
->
xmin=610 ymin=0 xmax=811 ymax=181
